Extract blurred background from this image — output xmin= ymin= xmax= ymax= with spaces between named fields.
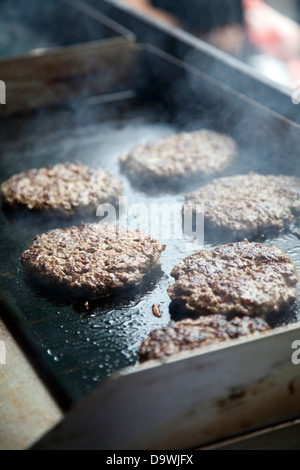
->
xmin=121 ymin=0 xmax=300 ymax=88
xmin=1 ymin=0 xmax=299 ymax=94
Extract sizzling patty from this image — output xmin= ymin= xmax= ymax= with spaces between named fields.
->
xmin=168 ymin=240 xmax=298 ymax=317
xmin=139 ymin=315 xmax=270 ymax=362
xmin=21 ymin=223 xmax=166 ymax=300
xmin=185 ymin=173 xmax=300 ymax=240
xmin=1 ymin=162 xmax=123 ymax=215
xmin=120 ymin=130 xmax=238 ymax=187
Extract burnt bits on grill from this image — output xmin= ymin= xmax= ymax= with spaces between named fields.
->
xmin=185 ymin=173 xmax=300 ymax=241
xmin=1 ymin=162 xmax=123 ymax=216
xmin=119 ymin=130 xmax=238 ymax=189
xmin=139 ymin=315 xmax=270 ymax=362
xmin=21 ymin=223 xmax=166 ymax=301
xmin=168 ymin=240 xmax=298 ymax=318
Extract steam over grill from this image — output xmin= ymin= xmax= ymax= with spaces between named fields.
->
xmin=1 ymin=0 xmax=300 ymax=450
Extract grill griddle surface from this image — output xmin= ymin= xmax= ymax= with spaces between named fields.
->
xmin=0 ymin=97 xmax=299 ymax=407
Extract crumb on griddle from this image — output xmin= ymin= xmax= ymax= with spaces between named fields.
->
xmin=152 ymin=304 xmax=161 ymax=318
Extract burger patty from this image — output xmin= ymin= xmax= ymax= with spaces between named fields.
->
xmin=1 ymin=162 xmax=123 ymax=215
xmin=185 ymin=173 xmax=300 ymax=240
xmin=21 ymin=223 xmax=166 ymax=300
xmin=120 ymin=130 xmax=238 ymax=187
xmin=139 ymin=315 xmax=270 ymax=362
xmin=168 ymin=240 xmax=298 ymax=317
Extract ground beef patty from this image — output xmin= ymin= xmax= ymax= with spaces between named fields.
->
xmin=1 ymin=162 xmax=123 ymax=215
xmin=21 ymin=223 xmax=166 ymax=300
xmin=139 ymin=315 xmax=270 ymax=362
xmin=168 ymin=240 xmax=298 ymax=317
xmin=185 ymin=173 xmax=300 ymax=240
xmin=120 ymin=130 xmax=238 ymax=187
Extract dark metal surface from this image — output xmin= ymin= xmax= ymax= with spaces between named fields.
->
xmin=202 ymin=419 xmax=300 ymax=450
xmin=1 ymin=45 xmax=300 ymax=410
xmin=0 ymin=0 xmax=135 ymax=115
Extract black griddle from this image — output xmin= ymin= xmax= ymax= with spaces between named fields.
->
xmin=1 ymin=44 xmax=300 ymax=412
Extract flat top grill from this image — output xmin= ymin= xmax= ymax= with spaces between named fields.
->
xmin=1 ymin=45 xmax=300 ymax=411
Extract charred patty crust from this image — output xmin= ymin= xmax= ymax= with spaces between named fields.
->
xmin=21 ymin=223 xmax=165 ymax=300
xmin=1 ymin=162 xmax=123 ymax=215
xmin=120 ymin=130 xmax=238 ymax=187
xmin=185 ymin=173 xmax=300 ymax=240
xmin=168 ymin=240 xmax=298 ymax=317
xmin=139 ymin=315 xmax=270 ymax=362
